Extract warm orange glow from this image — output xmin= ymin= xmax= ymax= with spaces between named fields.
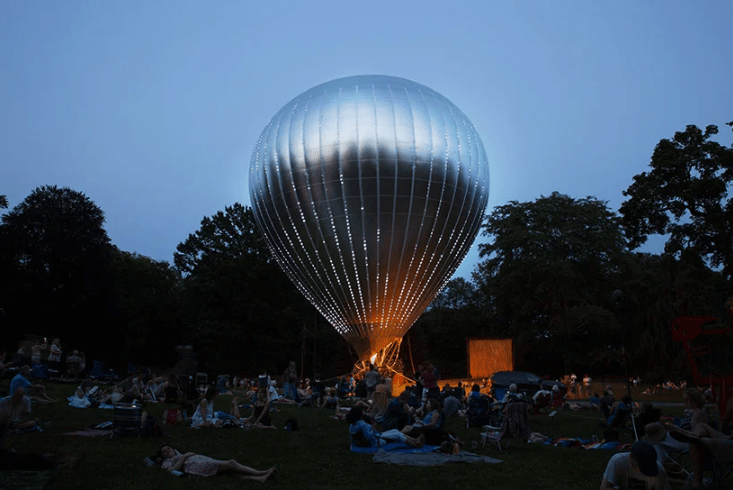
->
xmin=466 ymin=338 xmax=513 ymax=379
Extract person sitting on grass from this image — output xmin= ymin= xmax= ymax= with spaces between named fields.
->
xmin=216 ymin=376 xmax=233 ymax=396
xmin=321 ymin=388 xmax=340 ymax=412
xmin=605 ymin=394 xmax=632 ymax=427
xmin=9 ymin=366 xmax=57 ymax=403
xmin=191 ymin=388 xmax=221 ymax=428
xmin=247 ymin=385 xmax=277 ymax=429
xmin=589 ymin=392 xmax=601 ymax=411
xmin=406 ymin=397 xmax=446 ymax=445
xmin=156 ymin=445 xmax=276 ymax=481
xmin=0 ymin=388 xmax=37 ymax=432
xmin=269 ymin=381 xmax=296 ymax=404
xmin=346 ymin=406 xmax=424 ymax=448
xmin=381 ymin=390 xmax=415 ymax=431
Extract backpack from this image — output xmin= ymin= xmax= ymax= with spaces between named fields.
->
xmin=161 ymin=408 xmax=184 ymax=426
xmin=141 ymin=415 xmax=166 ymax=437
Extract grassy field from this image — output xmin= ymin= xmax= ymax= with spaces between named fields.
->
xmin=2 ymin=382 xmax=690 ymax=490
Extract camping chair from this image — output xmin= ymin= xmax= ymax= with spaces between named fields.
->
xmin=466 ymin=395 xmax=492 ymax=428
xmin=88 ymin=360 xmax=104 ymax=379
xmin=31 ymin=364 xmax=48 ymax=384
xmin=195 ymin=372 xmax=208 ymax=390
xmin=647 ymin=431 xmax=691 ymax=481
xmin=602 ymin=408 xmax=637 ymax=441
xmin=482 ymin=400 xmax=531 ymax=451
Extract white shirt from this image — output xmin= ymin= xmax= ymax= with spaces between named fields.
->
xmin=602 ymin=453 xmax=669 ymax=490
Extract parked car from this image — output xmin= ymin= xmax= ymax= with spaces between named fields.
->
xmin=490 ymin=371 xmax=566 ymax=399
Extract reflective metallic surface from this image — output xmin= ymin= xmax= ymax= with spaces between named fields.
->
xmin=249 ymin=75 xmax=490 ymax=361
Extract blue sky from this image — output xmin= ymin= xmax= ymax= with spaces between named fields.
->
xmin=2 ymin=1 xmax=731 ymax=280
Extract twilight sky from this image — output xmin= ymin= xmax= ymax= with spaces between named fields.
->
xmin=2 ymin=1 xmax=731 ymax=280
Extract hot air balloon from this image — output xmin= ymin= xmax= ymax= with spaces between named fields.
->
xmin=249 ymin=75 xmax=489 ymax=369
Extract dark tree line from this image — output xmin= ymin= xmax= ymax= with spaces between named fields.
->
xmin=1 ymin=121 xmax=731 ymax=381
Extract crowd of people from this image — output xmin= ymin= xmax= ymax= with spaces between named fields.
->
xmin=4 ymin=344 xmax=733 ymax=486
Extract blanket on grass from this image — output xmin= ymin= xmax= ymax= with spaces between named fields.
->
xmin=350 ymin=442 xmax=440 ymax=454
xmin=545 ymin=437 xmax=630 ymax=450
xmin=372 ymin=450 xmax=502 ymax=466
xmin=62 ymin=429 xmax=113 ymax=437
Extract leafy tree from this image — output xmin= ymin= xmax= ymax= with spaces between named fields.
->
xmin=0 ymin=186 xmax=111 ymax=352
xmin=0 ymin=194 xmax=7 ymax=209
xmin=473 ymin=192 xmax=628 ymax=373
xmin=174 ymin=203 xmax=349 ymax=375
xmin=407 ymin=277 xmax=488 ymax=377
xmin=620 ymin=122 xmax=733 ymax=280
xmin=107 ymin=247 xmax=182 ymax=366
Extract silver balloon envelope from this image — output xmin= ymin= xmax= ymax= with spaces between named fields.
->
xmin=249 ymin=75 xmax=489 ymax=362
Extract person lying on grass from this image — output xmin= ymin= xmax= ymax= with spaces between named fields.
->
xmin=346 ymin=405 xmax=424 ymax=448
xmin=156 ymin=445 xmax=276 ymax=481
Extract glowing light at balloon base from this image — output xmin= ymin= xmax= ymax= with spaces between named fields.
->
xmin=353 ymin=339 xmax=403 ymax=377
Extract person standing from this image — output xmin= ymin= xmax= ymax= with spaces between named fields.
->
xmin=48 ymin=339 xmax=62 ymax=377
xmin=364 ymin=365 xmax=380 ymax=400
xmin=569 ymin=373 xmax=577 ymax=398
xmin=583 ymin=374 xmax=592 ymax=398
xmin=282 ymin=361 xmax=297 ymax=400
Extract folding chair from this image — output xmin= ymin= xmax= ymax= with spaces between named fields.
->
xmin=195 ymin=372 xmax=208 ymax=390
xmin=649 ymin=437 xmax=691 ymax=480
xmin=88 ymin=361 xmax=104 ymax=379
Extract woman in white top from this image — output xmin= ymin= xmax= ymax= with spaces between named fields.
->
xmin=191 ymin=388 xmax=221 ymax=428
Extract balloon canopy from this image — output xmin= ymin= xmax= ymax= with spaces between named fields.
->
xmin=249 ymin=75 xmax=490 ymax=362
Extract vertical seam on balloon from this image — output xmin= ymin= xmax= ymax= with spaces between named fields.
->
xmin=437 ymin=110 xmax=477 ymax=292
xmin=319 ymin=88 xmax=355 ymax=337
xmin=299 ymin=94 xmax=346 ymax=335
xmin=385 ymin=82 xmax=400 ymax=343
xmin=355 ymin=83 xmax=372 ymax=329
xmin=335 ymin=85 xmax=363 ymax=335
xmin=291 ymin=94 xmax=343 ymax=334
xmin=410 ymin=90 xmax=452 ymax=324
xmin=345 ymin=84 xmax=366 ymax=326
xmin=390 ymin=84 xmax=418 ymax=338
xmin=372 ymin=82 xmax=382 ymax=343
xmin=398 ymin=86 xmax=437 ymax=330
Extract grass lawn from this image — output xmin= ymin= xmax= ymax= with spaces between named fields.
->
xmin=2 ymin=383 xmax=690 ymax=490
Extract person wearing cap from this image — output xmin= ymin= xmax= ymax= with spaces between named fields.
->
xmin=600 ymin=440 xmax=669 ymax=489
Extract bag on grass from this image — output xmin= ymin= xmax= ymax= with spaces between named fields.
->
xmin=161 ymin=408 xmax=183 ymax=426
xmin=285 ymin=417 xmax=299 ymax=431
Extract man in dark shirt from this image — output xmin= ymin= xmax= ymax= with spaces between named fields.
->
xmin=599 ymin=390 xmax=614 ymax=419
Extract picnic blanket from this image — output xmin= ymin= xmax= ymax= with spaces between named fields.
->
xmin=372 ymin=450 xmax=503 ymax=466
xmin=350 ymin=442 xmax=440 ymax=454
xmin=544 ymin=437 xmax=630 ymax=450
xmin=62 ymin=429 xmax=113 ymax=437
